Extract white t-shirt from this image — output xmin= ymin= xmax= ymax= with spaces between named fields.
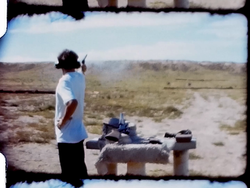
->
xmin=54 ymin=71 xmax=88 ymax=143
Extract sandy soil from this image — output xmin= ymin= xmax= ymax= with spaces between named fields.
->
xmin=14 ymin=0 xmax=245 ymax=9
xmin=0 ymin=91 xmax=246 ymax=177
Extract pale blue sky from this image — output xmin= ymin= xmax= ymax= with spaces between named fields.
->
xmin=0 ymin=12 xmax=247 ymax=63
xmin=9 ymin=179 xmax=248 ymax=188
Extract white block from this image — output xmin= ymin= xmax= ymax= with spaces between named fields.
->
xmin=127 ymin=162 xmax=146 ymax=175
xmin=173 ymin=150 xmax=189 ymax=176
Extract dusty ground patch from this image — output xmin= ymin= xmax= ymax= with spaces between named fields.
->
xmin=0 ymin=61 xmax=246 ymax=177
xmin=0 ymin=91 xmax=246 ymax=177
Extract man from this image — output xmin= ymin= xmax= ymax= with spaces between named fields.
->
xmin=54 ymin=49 xmax=88 ymax=187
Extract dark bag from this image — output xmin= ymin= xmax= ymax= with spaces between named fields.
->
xmin=102 ymin=118 xmax=120 ymax=135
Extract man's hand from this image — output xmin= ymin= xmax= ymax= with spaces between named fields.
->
xmin=81 ymin=55 xmax=87 ymax=74
xmin=57 ymin=117 xmax=73 ymax=129
xmin=57 ymin=99 xmax=78 ymax=130
xmin=57 ymin=118 xmax=67 ymax=130
xmin=81 ymin=64 xmax=87 ymax=74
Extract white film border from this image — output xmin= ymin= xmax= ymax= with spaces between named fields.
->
xmin=0 ymin=0 xmax=7 ymax=38
xmin=0 ymin=153 xmax=6 ymax=188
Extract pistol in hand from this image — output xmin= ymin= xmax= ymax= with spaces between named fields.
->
xmin=82 ymin=54 xmax=87 ymax=65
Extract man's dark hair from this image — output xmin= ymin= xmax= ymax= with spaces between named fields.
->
xmin=56 ymin=49 xmax=81 ymax=69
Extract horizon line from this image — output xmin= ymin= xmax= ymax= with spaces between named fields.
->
xmin=0 ymin=60 xmax=247 ymax=64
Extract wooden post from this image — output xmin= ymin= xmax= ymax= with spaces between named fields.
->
xmin=173 ymin=150 xmax=189 ymax=176
xmin=106 ymin=163 xmax=117 ymax=175
xmin=127 ymin=162 xmax=146 ymax=175
xmin=174 ymin=0 xmax=189 ymax=8
xmin=127 ymin=0 xmax=146 ymax=7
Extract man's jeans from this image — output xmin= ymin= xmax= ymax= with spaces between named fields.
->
xmin=58 ymin=140 xmax=88 ymax=180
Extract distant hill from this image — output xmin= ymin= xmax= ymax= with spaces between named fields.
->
xmin=0 ymin=60 xmax=246 ymax=91
xmin=0 ymin=60 xmax=246 ymax=76
xmin=85 ymin=60 xmax=246 ymax=75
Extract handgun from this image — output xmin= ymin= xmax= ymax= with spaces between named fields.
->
xmin=82 ymin=54 xmax=88 ymax=65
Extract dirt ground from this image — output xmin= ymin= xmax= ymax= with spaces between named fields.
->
xmin=14 ymin=0 xmax=245 ymax=9
xmin=0 ymin=90 xmax=246 ymax=177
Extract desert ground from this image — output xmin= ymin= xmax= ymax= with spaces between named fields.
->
xmin=0 ymin=61 xmax=247 ymax=178
xmin=11 ymin=0 xmax=246 ymax=9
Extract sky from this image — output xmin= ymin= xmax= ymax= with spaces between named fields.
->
xmin=8 ymin=179 xmax=248 ymax=188
xmin=0 ymin=12 xmax=248 ymax=63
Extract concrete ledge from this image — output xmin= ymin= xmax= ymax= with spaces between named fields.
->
xmin=88 ymin=137 xmax=197 ymax=176
xmin=86 ymin=137 xmax=197 ymax=151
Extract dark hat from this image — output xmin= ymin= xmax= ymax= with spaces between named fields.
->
xmin=103 ymin=118 xmax=120 ymax=129
xmin=55 ymin=49 xmax=81 ymax=69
